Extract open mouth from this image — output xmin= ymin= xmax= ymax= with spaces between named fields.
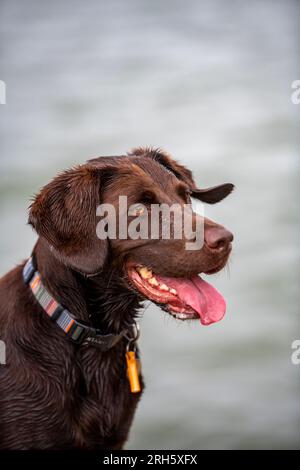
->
xmin=127 ymin=265 xmax=226 ymax=325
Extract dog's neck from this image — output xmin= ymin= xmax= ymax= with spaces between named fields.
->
xmin=33 ymin=238 xmax=141 ymax=334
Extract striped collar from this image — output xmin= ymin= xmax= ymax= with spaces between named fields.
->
xmin=23 ymin=256 xmax=135 ymax=350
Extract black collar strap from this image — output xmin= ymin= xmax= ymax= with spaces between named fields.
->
xmin=23 ymin=257 xmax=135 ymax=351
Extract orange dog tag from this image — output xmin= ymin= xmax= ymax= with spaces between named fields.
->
xmin=126 ymin=350 xmax=141 ymax=393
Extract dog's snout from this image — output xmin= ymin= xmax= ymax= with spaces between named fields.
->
xmin=204 ymin=226 xmax=233 ymax=251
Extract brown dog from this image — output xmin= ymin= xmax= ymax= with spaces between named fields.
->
xmin=0 ymin=147 xmax=233 ymax=449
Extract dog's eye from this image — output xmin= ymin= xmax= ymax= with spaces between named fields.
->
xmin=135 ymin=205 xmax=145 ymax=216
xmin=128 ymin=203 xmax=146 ymax=217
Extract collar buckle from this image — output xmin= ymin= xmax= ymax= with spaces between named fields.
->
xmin=125 ymin=322 xmax=140 ymax=352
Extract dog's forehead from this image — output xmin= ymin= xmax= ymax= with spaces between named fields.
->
xmin=87 ymin=154 xmax=184 ymax=194
xmin=130 ymin=155 xmax=179 ymax=185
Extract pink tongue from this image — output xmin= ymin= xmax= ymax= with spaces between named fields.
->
xmin=157 ymin=275 xmax=226 ymax=325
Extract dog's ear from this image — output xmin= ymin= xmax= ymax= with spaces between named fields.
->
xmin=29 ymin=164 xmax=114 ymax=275
xmin=190 ymin=183 xmax=234 ymax=204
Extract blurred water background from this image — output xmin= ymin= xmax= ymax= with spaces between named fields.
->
xmin=0 ymin=0 xmax=299 ymax=449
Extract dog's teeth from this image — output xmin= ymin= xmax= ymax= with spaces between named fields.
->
xmin=138 ymin=266 xmax=152 ymax=279
xmin=170 ymin=288 xmax=177 ymax=295
xmin=148 ymin=276 xmax=159 ymax=286
xmin=159 ymin=283 xmax=169 ymax=291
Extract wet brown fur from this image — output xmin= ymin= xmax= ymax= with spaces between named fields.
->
xmin=0 ymin=147 xmax=233 ymax=449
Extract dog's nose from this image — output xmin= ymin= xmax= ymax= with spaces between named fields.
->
xmin=205 ymin=226 xmax=233 ymax=251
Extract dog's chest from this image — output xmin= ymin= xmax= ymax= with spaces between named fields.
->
xmin=1 ymin=340 xmax=143 ymax=449
xmin=69 ymin=347 xmax=144 ymax=448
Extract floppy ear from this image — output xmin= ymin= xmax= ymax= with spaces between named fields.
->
xmin=29 ymin=164 xmax=114 ymax=275
xmin=191 ymin=183 xmax=234 ymax=204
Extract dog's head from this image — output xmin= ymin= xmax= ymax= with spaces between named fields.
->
xmin=29 ymin=147 xmax=234 ymax=325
